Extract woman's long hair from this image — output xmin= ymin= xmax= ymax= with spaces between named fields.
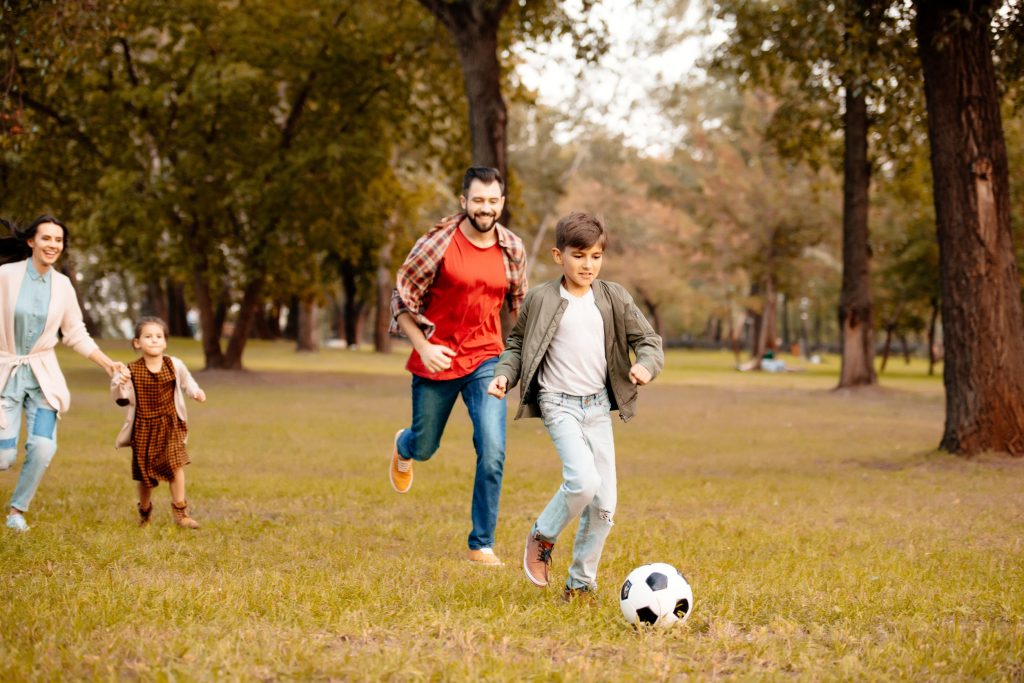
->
xmin=0 ymin=215 xmax=70 ymax=265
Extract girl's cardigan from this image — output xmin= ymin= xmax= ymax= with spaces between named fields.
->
xmin=111 ymin=356 xmax=202 ymax=448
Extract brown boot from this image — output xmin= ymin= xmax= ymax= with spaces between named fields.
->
xmin=171 ymin=500 xmax=200 ymax=529
xmin=137 ymin=501 xmax=153 ymax=527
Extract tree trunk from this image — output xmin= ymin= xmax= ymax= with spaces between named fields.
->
xmin=223 ymin=277 xmax=264 ymax=369
xmin=374 ymin=232 xmax=394 ymax=353
xmin=284 ymin=296 xmax=299 ymax=340
xmin=880 ymin=323 xmax=894 ymax=373
xmin=916 ymin=0 xmax=1024 ymax=456
xmin=927 ymin=296 xmax=939 ymax=376
xmin=185 ymin=222 xmax=225 ymax=369
xmin=143 ymin=279 xmax=168 ymax=321
xmin=166 ymin=279 xmax=190 ymax=337
xmin=417 ymin=0 xmax=513 ymax=221
xmin=837 ymin=82 xmax=877 ymax=388
xmin=296 ymin=298 xmax=319 ymax=352
xmin=340 ymin=263 xmax=364 ymax=348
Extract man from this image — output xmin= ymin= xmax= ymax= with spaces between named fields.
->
xmin=389 ymin=167 xmax=527 ymax=566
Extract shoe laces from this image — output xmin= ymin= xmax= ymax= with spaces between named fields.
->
xmin=537 ymin=540 xmax=554 ymax=564
xmin=396 ymin=457 xmax=412 ymax=473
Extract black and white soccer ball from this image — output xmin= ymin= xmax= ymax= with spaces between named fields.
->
xmin=619 ymin=563 xmax=693 ymax=629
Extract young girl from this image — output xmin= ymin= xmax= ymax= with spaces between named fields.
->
xmin=113 ymin=317 xmax=206 ymax=528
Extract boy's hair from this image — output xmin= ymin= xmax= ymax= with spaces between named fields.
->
xmin=555 ymin=212 xmax=608 ymax=251
xmin=133 ymin=316 xmax=170 ymax=340
xmin=462 ymin=166 xmax=504 ymax=195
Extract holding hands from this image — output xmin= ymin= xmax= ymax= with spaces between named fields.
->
xmin=194 ymin=388 xmax=207 ymax=403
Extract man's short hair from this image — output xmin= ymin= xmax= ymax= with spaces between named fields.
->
xmin=462 ymin=167 xmax=505 ymax=195
xmin=555 ymin=212 xmax=608 ymax=251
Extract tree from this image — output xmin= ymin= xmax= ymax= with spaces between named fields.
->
xmin=914 ymin=0 xmax=1024 ymax=456
xmin=707 ymin=0 xmax=922 ymax=386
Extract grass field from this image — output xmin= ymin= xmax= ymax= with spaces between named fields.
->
xmin=1 ymin=342 xmax=1022 ymax=681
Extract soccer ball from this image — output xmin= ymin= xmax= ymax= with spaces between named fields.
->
xmin=619 ymin=563 xmax=693 ymax=629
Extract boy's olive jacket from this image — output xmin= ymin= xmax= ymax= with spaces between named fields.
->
xmin=493 ymin=278 xmax=664 ymax=423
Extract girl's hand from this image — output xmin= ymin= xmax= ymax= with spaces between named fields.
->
xmin=194 ymin=389 xmax=207 ymax=403
xmin=112 ymin=362 xmax=131 ymax=385
xmin=629 ymin=363 xmax=652 ymax=385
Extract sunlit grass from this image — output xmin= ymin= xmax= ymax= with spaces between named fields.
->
xmin=0 ymin=342 xmax=1020 ymax=680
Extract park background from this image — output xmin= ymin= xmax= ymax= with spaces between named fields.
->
xmin=2 ymin=0 xmax=1024 ymax=679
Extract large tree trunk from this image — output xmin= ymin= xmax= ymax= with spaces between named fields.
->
xmin=166 ymin=279 xmax=190 ymax=337
xmin=185 ymin=220 xmax=225 ymax=369
xmin=916 ymin=0 xmax=1024 ymax=456
xmin=340 ymin=261 xmax=364 ymax=348
xmin=837 ymin=83 xmax=877 ymax=388
xmin=417 ymin=0 xmax=513 ymax=220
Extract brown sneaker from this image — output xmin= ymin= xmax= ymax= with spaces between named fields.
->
xmin=562 ymin=585 xmax=597 ymax=603
xmin=523 ymin=528 xmax=554 ymax=587
xmin=171 ymin=500 xmax=200 ymax=529
xmin=467 ymin=548 xmax=503 ymax=566
xmin=137 ymin=501 xmax=153 ymax=527
xmin=389 ymin=429 xmax=413 ymax=493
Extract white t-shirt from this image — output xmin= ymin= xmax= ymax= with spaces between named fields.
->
xmin=538 ymin=285 xmax=607 ymax=396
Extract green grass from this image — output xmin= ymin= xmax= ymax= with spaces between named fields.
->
xmin=1 ymin=342 xmax=1021 ymax=681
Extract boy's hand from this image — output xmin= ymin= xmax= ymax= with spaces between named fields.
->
xmin=194 ymin=389 xmax=207 ymax=403
xmin=487 ymin=375 xmax=508 ymax=399
xmin=629 ymin=363 xmax=652 ymax=385
xmin=417 ymin=343 xmax=456 ymax=373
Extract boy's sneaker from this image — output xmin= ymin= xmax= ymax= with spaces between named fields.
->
xmin=467 ymin=547 xmax=503 ymax=566
xmin=562 ymin=585 xmax=597 ymax=603
xmin=523 ymin=529 xmax=554 ymax=587
xmin=389 ymin=429 xmax=413 ymax=494
xmin=6 ymin=513 xmax=29 ymax=533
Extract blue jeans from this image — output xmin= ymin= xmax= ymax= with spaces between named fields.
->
xmin=534 ymin=389 xmax=616 ymax=591
xmin=0 ymin=389 xmax=59 ymax=513
xmin=398 ymin=356 xmax=506 ymax=550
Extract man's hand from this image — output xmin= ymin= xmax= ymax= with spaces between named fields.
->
xmin=417 ymin=343 xmax=456 ymax=373
xmin=629 ymin=363 xmax=652 ymax=385
xmin=487 ymin=375 xmax=508 ymax=399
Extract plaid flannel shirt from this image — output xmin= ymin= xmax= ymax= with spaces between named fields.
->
xmin=390 ymin=213 xmax=528 ymax=339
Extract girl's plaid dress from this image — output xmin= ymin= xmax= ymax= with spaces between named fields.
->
xmin=129 ymin=356 xmax=189 ymax=487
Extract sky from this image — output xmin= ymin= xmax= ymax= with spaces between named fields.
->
xmin=513 ymin=0 xmax=717 ymax=156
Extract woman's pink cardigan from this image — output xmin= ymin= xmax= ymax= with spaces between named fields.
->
xmin=0 ymin=259 xmax=100 ymax=428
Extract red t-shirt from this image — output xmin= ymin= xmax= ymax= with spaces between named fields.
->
xmin=407 ymin=227 xmax=507 ymax=380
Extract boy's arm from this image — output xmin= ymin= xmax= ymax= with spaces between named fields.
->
xmin=623 ymin=293 xmax=665 ymax=382
xmin=493 ymin=294 xmax=530 ymax=389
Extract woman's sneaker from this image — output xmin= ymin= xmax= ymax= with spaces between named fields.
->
xmin=5 ymin=513 xmax=29 ymax=532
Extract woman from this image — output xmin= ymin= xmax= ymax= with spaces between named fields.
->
xmin=0 ymin=216 xmax=128 ymax=531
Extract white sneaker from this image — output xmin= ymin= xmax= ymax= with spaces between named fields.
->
xmin=6 ymin=513 xmax=29 ymax=532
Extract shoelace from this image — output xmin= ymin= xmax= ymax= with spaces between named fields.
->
xmin=396 ymin=457 xmax=412 ymax=473
xmin=538 ymin=542 xmax=554 ymax=564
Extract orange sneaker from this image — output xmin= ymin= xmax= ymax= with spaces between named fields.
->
xmin=523 ymin=529 xmax=554 ymax=587
xmin=467 ymin=548 xmax=503 ymax=566
xmin=389 ymin=429 xmax=413 ymax=493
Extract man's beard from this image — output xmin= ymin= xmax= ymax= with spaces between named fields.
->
xmin=467 ymin=211 xmax=497 ymax=233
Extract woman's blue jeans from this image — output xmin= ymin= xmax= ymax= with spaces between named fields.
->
xmin=397 ymin=356 xmax=506 ymax=551
xmin=0 ymin=389 xmax=59 ymax=513
xmin=534 ymin=389 xmax=616 ymax=591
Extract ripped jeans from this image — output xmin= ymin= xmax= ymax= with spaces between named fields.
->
xmin=0 ymin=390 xmax=59 ymax=513
xmin=534 ymin=389 xmax=616 ymax=591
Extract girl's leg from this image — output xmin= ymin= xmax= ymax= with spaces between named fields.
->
xmin=169 ymin=468 xmax=198 ymax=529
xmin=170 ymin=468 xmax=186 ymax=504
xmin=137 ymin=482 xmax=154 ymax=526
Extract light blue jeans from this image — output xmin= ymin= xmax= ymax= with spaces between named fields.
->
xmin=0 ymin=389 xmax=59 ymax=513
xmin=534 ymin=389 xmax=616 ymax=591
xmin=397 ymin=356 xmax=507 ymax=551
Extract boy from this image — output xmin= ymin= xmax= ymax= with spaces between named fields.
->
xmin=487 ymin=212 xmax=664 ymax=600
